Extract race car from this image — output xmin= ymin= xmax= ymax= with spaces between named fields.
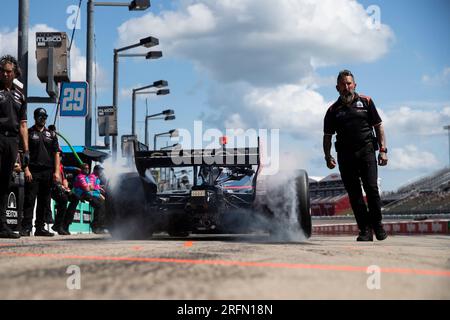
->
xmin=106 ymin=139 xmax=311 ymax=239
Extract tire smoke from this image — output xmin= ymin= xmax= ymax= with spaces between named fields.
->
xmin=255 ymin=171 xmax=308 ymax=242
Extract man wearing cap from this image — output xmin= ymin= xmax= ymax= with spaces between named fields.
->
xmin=21 ymin=108 xmax=60 ymax=237
xmin=323 ymin=70 xmax=388 ymax=242
xmin=0 ymin=54 xmax=29 ymax=239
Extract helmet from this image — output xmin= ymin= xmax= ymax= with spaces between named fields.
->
xmin=34 ymin=107 xmax=48 ymax=119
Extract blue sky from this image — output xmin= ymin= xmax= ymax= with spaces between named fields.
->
xmin=1 ymin=0 xmax=449 ymax=192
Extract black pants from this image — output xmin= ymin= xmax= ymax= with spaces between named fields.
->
xmin=337 ymin=144 xmax=382 ymax=231
xmin=22 ymin=168 xmax=53 ymax=231
xmin=52 ymin=187 xmax=78 ymax=230
xmin=66 ymin=194 xmax=106 ymax=229
xmin=0 ymin=135 xmax=18 ymax=231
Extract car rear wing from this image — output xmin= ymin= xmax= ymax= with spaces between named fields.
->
xmin=134 ymin=146 xmax=260 ymax=176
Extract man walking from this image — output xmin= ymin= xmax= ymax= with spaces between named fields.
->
xmin=323 ymin=70 xmax=388 ymax=241
xmin=21 ymin=108 xmax=60 ymax=236
xmin=0 ymin=55 xmax=29 ymax=239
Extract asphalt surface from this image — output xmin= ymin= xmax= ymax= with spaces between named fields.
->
xmin=0 ymin=232 xmax=449 ymax=300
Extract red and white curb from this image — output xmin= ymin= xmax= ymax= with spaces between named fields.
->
xmin=313 ymin=220 xmax=450 ymax=235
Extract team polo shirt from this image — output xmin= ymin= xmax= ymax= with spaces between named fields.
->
xmin=323 ymin=93 xmax=382 ymax=152
xmin=0 ymin=85 xmax=26 ymax=135
xmin=28 ymin=125 xmax=60 ymax=170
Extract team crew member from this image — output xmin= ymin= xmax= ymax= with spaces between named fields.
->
xmin=51 ymin=151 xmax=73 ymax=235
xmin=65 ymin=163 xmax=107 ymax=234
xmin=323 ymin=70 xmax=388 ymax=242
xmin=67 ymin=163 xmax=107 ymax=234
xmin=21 ymin=108 xmax=60 ymax=237
xmin=0 ymin=55 xmax=29 ymax=239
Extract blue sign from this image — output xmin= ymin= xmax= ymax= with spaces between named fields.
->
xmin=59 ymin=82 xmax=88 ymax=117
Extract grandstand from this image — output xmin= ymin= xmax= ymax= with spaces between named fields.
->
xmin=309 ymin=167 xmax=450 ymax=216
xmin=310 ymin=174 xmax=353 ymax=216
xmin=397 ymin=167 xmax=450 ymax=193
xmin=382 ymin=167 xmax=450 ymax=215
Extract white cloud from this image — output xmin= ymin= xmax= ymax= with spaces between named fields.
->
xmin=422 ymin=66 xmax=450 ymax=86
xmin=0 ymin=25 xmax=107 ymax=90
xmin=119 ymin=84 xmax=165 ymax=100
xmin=389 ymin=145 xmax=440 ymax=170
xmin=120 ymin=3 xmax=216 ymax=40
xmin=117 ymin=0 xmax=394 ymax=86
xmin=443 ymin=106 xmax=450 ymax=117
xmin=243 ymin=83 xmax=330 ymax=136
xmin=200 ymin=80 xmax=331 ymax=141
xmin=116 ymin=0 xmax=393 ymax=142
xmin=0 ymin=27 xmax=17 ymax=57
xmin=383 ymin=106 xmax=450 ymax=135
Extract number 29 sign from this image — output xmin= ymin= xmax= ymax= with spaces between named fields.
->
xmin=59 ymin=82 xmax=89 ymax=117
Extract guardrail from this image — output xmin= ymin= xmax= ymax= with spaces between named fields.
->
xmin=312 ymin=213 xmax=450 ymax=220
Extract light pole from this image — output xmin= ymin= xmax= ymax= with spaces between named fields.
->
xmin=144 ymin=110 xmax=175 ymax=147
xmin=154 ymin=129 xmax=179 ymax=150
xmin=112 ymin=37 xmax=162 ymax=159
xmin=86 ymin=0 xmax=151 ymax=148
xmin=18 ymin=0 xmax=29 ymax=103
xmin=132 ymin=80 xmax=169 ymax=136
xmin=445 ymin=125 xmax=450 ymax=168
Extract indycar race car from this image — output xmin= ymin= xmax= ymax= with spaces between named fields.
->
xmin=106 ymin=139 xmax=311 ymax=240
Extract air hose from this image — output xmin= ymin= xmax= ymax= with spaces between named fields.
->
xmin=54 ymin=131 xmax=83 ymax=166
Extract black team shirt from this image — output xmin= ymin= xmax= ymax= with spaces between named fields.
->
xmin=0 ymin=85 xmax=26 ymax=134
xmin=323 ymin=93 xmax=382 ymax=152
xmin=28 ymin=125 xmax=59 ymax=170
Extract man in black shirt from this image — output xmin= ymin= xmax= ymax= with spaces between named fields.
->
xmin=21 ymin=108 xmax=60 ymax=236
xmin=323 ymin=70 xmax=388 ymax=241
xmin=0 ymin=55 xmax=29 ymax=239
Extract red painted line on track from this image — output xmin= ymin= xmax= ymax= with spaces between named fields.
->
xmin=1 ymin=251 xmax=449 ymax=277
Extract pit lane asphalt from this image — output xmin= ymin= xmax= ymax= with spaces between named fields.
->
xmin=0 ymin=233 xmax=449 ymax=299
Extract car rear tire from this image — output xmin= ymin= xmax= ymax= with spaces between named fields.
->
xmin=296 ymin=170 xmax=312 ymax=238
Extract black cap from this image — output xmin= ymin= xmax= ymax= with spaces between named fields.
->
xmin=34 ymin=107 xmax=48 ymax=118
